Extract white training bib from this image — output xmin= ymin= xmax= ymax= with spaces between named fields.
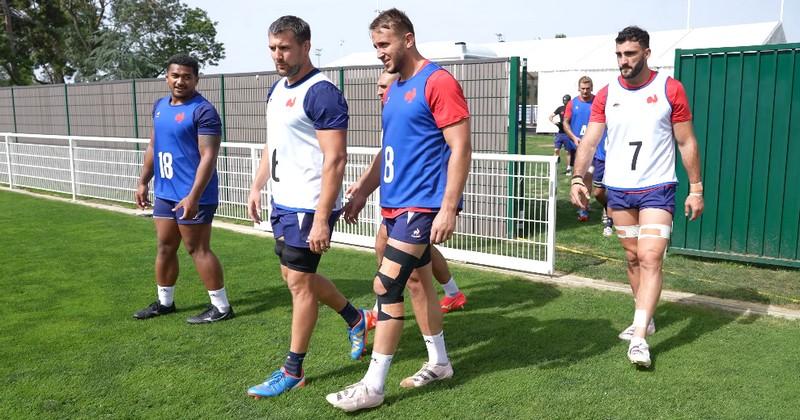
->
xmin=266 ymin=72 xmax=342 ymax=211
xmin=603 ymin=72 xmax=677 ymax=190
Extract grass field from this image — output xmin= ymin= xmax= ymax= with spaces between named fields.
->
xmin=525 ymin=134 xmax=800 ymax=308
xmin=2 ymin=189 xmax=799 ymax=419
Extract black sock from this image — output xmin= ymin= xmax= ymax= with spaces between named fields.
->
xmin=338 ymin=301 xmax=361 ymax=328
xmin=569 ymin=152 xmax=576 ymax=167
xmin=284 ymin=351 xmax=306 ymax=377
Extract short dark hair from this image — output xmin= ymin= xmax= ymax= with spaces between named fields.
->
xmin=615 ymin=26 xmax=649 ymax=48
xmin=269 ymin=15 xmax=311 ymax=44
xmin=369 ymin=8 xmax=415 ymax=36
xmin=166 ymin=54 xmax=199 ymax=76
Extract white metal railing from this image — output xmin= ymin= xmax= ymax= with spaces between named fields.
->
xmin=1 ymin=133 xmax=557 ymax=274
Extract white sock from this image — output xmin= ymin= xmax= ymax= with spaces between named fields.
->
xmin=441 ymin=277 xmax=460 ymax=297
xmin=208 ymin=287 xmax=230 ymax=312
xmin=157 ymin=285 xmax=174 ymax=306
xmin=362 ymin=352 xmax=392 ymax=393
xmin=423 ymin=331 xmax=449 ymax=365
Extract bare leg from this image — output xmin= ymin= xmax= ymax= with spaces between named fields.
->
xmin=178 ymin=222 xmax=224 ymax=291
xmin=154 ymin=218 xmax=181 ymax=287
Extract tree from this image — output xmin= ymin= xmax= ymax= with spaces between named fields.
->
xmin=87 ymin=0 xmax=224 ymax=80
xmin=0 ymin=0 xmax=224 ymax=85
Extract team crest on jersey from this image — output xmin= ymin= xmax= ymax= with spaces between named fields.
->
xmin=175 ymin=112 xmax=185 ymax=123
xmin=155 ymin=111 xmax=160 ymax=118
xmin=286 ymin=97 xmax=297 ymax=107
xmin=646 ymin=94 xmax=658 ymax=104
xmin=404 ymin=88 xmax=417 ymax=103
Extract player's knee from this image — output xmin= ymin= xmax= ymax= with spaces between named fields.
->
xmin=185 ymin=243 xmax=212 ymax=258
xmin=374 ymin=245 xmax=419 ymax=321
xmin=286 ymin=272 xmax=314 ymax=296
xmin=624 ymin=249 xmax=639 ymax=268
xmin=637 ymin=248 xmax=664 ymax=271
xmin=373 ymin=275 xmax=387 ymax=295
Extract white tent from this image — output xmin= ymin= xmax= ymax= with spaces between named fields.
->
xmin=509 ymin=21 xmax=786 ymax=132
xmin=326 ymin=41 xmax=496 ymax=67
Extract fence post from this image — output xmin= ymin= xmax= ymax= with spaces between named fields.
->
xmin=4 ymin=135 xmax=13 ymax=188
xmin=506 ymin=57 xmax=520 ymax=238
xmin=10 ymin=86 xmax=17 ymax=133
xmin=68 ymin=137 xmax=77 ymax=200
xmin=64 ymin=84 xmax=71 ymax=136
xmin=219 ymin=74 xmax=231 ymax=205
xmin=338 ymin=67 xmax=345 ymax=92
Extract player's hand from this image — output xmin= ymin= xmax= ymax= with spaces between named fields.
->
xmin=173 ymin=196 xmax=199 ymax=220
xmin=342 ymin=183 xmax=367 ymax=224
xmin=134 ymin=183 xmax=151 ymax=209
xmin=307 ymin=218 xmax=331 ymax=255
xmin=569 ymin=183 xmax=591 ymax=210
xmin=431 ymin=209 xmax=457 ymax=244
xmin=685 ymin=194 xmax=704 ymax=221
xmin=248 ymin=189 xmax=263 ymax=224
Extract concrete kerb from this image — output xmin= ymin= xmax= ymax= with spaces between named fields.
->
xmin=6 ymin=186 xmax=799 ymax=321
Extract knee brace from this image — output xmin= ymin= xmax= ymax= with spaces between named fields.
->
xmin=639 ymin=224 xmax=672 ymax=240
xmin=375 ymin=245 xmax=419 ymax=321
xmin=615 ymin=225 xmax=640 ymax=239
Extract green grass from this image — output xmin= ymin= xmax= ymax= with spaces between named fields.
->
xmin=2 ymin=189 xmax=799 ymax=419
xmin=525 ymin=135 xmax=800 ymax=308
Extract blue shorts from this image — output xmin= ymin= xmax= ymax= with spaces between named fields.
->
xmin=152 ymin=197 xmax=217 ymax=225
xmin=607 ymin=184 xmax=676 ymax=214
xmin=383 ymin=211 xmax=436 ymax=245
xmin=591 ymin=158 xmax=605 ymax=188
xmin=270 ymin=204 xmax=341 ymax=249
xmin=554 ymin=133 xmax=576 ymax=152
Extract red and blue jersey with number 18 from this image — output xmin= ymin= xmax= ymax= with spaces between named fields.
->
xmin=152 ymin=93 xmax=222 ymax=204
xmin=380 ymin=61 xmax=469 ymax=211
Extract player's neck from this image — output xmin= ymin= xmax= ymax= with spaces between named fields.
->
xmin=624 ymin=67 xmax=653 ymax=88
xmin=399 ymin=54 xmax=427 ymax=81
xmin=170 ymin=90 xmax=197 ymax=105
xmin=287 ymin=61 xmax=315 ymax=85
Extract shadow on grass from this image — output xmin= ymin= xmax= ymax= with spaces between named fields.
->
xmin=642 ymin=288 xmax=749 ymax=369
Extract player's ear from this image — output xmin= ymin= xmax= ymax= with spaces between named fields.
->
xmin=405 ymin=32 xmax=415 ymax=49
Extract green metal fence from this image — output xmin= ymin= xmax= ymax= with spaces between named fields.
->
xmin=0 ymin=58 xmax=524 ymax=153
xmin=671 ymin=43 xmax=800 ymax=268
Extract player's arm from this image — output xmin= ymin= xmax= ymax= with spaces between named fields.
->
xmin=569 ymin=121 xmax=604 ymax=209
xmin=248 ymin=143 xmax=272 ymax=223
xmin=174 ymin=134 xmax=221 ymax=219
xmin=674 ymin=120 xmax=704 ymax=221
xmin=135 ymin=132 xmax=155 ymax=209
xmin=432 ymin=117 xmax=471 ymax=244
xmin=343 ymin=151 xmax=381 ymax=224
xmin=562 ymin=102 xmax=579 ymax=143
xmin=309 ymin=129 xmax=347 ymax=253
xmin=548 ymin=111 xmax=558 ymax=125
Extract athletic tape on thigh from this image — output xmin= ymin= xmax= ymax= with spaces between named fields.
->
xmin=376 ymin=245 xmax=419 ymax=321
xmin=638 ymin=224 xmax=672 ymax=240
xmin=415 ymin=244 xmax=431 ymax=268
xmin=615 ymin=225 xmax=640 ymax=239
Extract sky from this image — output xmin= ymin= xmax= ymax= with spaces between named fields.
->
xmin=183 ymin=0 xmax=800 ymax=74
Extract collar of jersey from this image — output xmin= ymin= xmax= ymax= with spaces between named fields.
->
xmin=284 ymin=68 xmax=321 ymax=89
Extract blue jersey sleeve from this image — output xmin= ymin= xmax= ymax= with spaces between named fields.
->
xmin=193 ymin=101 xmax=222 ymax=136
xmin=266 ymin=79 xmax=280 ymax=101
xmin=303 ymin=81 xmax=348 ymax=130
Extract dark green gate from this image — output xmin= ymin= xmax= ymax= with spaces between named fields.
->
xmin=671 ymin=43 xmax=800 ymax=268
